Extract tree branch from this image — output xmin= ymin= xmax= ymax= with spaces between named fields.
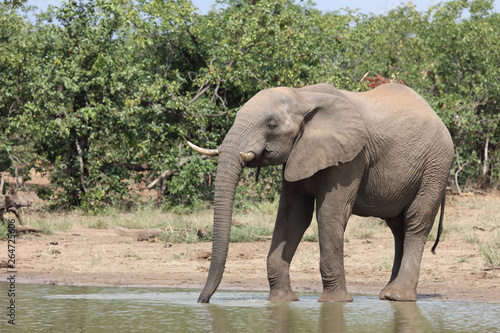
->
xmin=186 ymin=26 xmax=208 ymax=68
xmin=7 ymin=152 xmax=23 ymax=188
xmin=99 ymin=163 xmax=152 ymax=172
xmin=140 ymin=100 xmax=186 ymax=119
xmin=188 ymin=83 xmax=211 ymax=104
xmin=454 ymin=147 xmax=469 ymax=195
xmin=205 ymin=111 xmax=228 ymax=117
xmin=147 ymin=155 xmax=211 ymax=189
xmin=122 ymin=163 xmax=152 ymax=171
xmin=8 ymin=96 xmax=21 ymax=127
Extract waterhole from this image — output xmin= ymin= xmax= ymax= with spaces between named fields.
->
xmin=1 ymin=283 xmax=498 ymax=332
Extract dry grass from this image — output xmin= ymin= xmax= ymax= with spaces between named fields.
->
xmin=4 ymin=193 xmax=499 ymax=269
xmin=5 ymin=200 xmax=277 ymax=244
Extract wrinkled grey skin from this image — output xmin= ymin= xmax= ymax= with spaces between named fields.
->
xmin=196 ymin=83 xmax=454 ymax=303
xmin=0 ymin=187 xmax=31 ymax=225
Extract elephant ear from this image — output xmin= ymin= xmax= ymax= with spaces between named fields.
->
xmin=284 ymin=93 xmax=368 ymax=182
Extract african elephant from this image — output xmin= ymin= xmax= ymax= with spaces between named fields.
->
xmin=189 ymin=83 xmax=454 ymax=303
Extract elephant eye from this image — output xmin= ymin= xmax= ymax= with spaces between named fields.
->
xmin=267 ymin=123 xmax=277 ymax=130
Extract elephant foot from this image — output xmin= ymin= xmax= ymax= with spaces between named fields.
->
xmin=379 ymin=283 xmax=417 ymax=302
xmin=268 ymin=289 xmax=300 ymax=302
xmin=318 ymin=289 xmax=353 ymax=303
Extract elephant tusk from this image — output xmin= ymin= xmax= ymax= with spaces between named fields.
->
xmin=187 ymin=141 xmax=219 ymax=156
xmin=240 ymin=151 xmax=255 ymax=162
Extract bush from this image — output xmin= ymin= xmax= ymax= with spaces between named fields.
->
xmin=0 ymin=0 xmax=498 ymax=211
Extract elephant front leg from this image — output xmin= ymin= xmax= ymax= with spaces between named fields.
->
xmin=314 ymin=164 xmax=363 ymax=302
xmin=267 ymin=188 xmax=314 ymax=302
xmin=316 ymin=213 xmax=353 ymax=303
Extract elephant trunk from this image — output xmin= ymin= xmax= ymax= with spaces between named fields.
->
xmin=198 ymin=149 xmax=243 ymax=303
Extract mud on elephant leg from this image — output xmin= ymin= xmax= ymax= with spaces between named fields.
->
xmin=267 ymin=187 xmax=314 ymax=302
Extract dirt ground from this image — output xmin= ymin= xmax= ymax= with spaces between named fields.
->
xmin=1 ymin=194 xmax=499 ymax=303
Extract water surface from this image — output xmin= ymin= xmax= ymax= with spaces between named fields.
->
xmin=1 ymin=283 xmax=499 ymax=332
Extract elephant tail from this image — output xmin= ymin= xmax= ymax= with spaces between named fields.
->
xmin=431 ymin=195 xmax=446 ymax=254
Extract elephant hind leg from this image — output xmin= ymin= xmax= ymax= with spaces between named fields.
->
xmin=380 ymin=185 xmax=444 ymax=301
xmin=385 ymin=214 xmax=405 ymax=285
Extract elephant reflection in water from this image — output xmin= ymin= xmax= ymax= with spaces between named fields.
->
xmin=391 ymin=302 xmax=432 ymax=333
xmin=319 ymin=302 xmax=346 ymax=333
xmin=203 ymin=298 xmax=430 ymax=332
xmin=203 ymin=301 xmax=345 ymax=332
xmin=268 ymin=302 xmax=345 ymax=333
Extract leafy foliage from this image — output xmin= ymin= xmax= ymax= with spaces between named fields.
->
xmin=342 ymin=0 xmax=500 ymax=187
xmin=0 ymin=0 xmax=498 ymax=210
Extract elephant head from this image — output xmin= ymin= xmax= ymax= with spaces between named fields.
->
xmin=190 ymin=84 xmax=368 ymax=303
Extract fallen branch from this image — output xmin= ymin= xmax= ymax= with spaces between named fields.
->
xmin=113 ymin=225 xmax=209 ymax=241
xmin=473 ymin=226 xmax=499 ymax=232
xmin=15 ymin=225 xmax=42 ymax=233
xmin=472 ymin=189 xmax=488 ymax=195
xmin=482 ymin=267 xmax=500 ymax=271
xmin=113 ymin=226 xmax=164 ymax=241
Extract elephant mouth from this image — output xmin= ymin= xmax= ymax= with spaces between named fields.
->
xmin=246 ymin=148 xmax=284 ymax=167
xmin=245 ymin=154 xmax=260 ymax=167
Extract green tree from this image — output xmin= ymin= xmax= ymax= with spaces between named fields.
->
xmin=1 ymin=0 xmax=498 ymax=211
xmin=9 ymin=0 xmax=152 ymax=208
xmin=136 ymin=0 xmax=353 ymax=206
xmin=0 ymin=3 xmax=34 ymax=181
xmin=340 ymin=0 xmax=499 ymax=188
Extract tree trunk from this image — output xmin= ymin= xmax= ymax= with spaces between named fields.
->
xmin=0 ymin=173 xmax=4 ymax=195
xmin=483 ymin=137 xmax=489 ymax=176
